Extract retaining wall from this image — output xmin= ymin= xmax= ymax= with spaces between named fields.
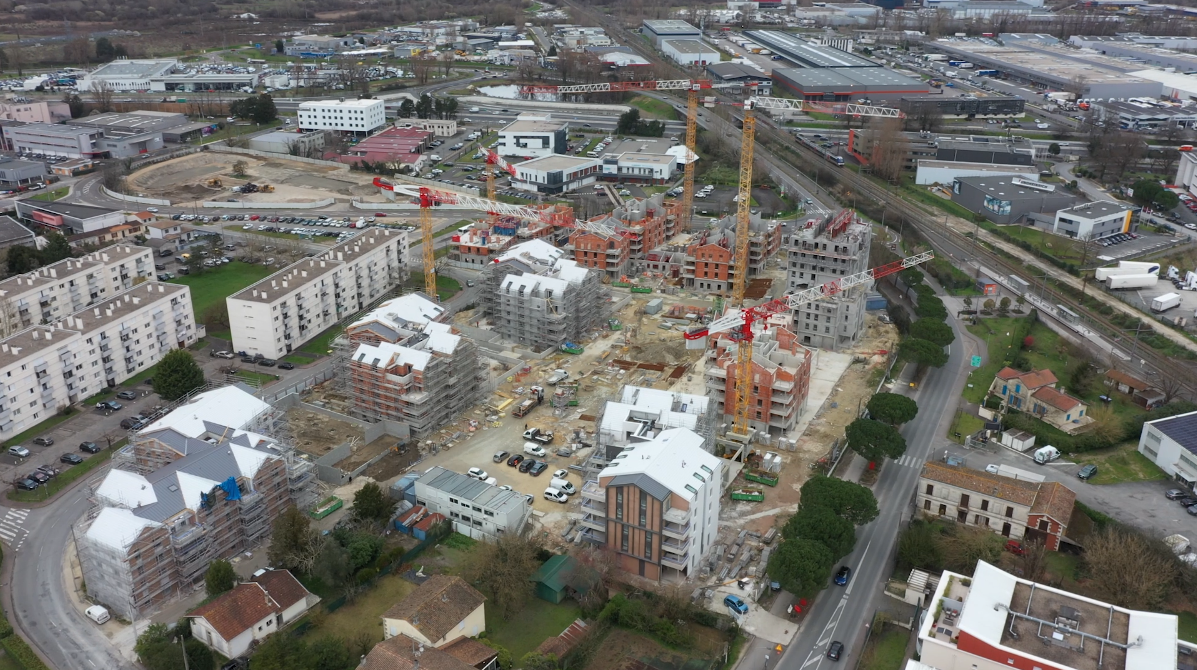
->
xmin=101 ymin=185 xmax=172 ymax=206
xmin=202 ymin=198 xmax=336 ymax=209
xmin=207 ymin=143 xmax=351 ymax=171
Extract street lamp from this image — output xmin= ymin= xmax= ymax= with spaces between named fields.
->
xmin=174 ymin=636 xmax=191 ymax=670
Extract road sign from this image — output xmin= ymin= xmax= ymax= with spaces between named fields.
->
xmin=971 ymin=355 xmax=982 ymax=367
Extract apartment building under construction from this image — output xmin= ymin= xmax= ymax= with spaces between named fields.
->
xmin=682 ymin=211 xmax=782 ymax=294
xmin=74 ymin=385 xmax=316 ymax=620
xmin=342 ymin=293 xmax=484 ymax=437
xmin=705 ymin=326 xmax=812 ymax=437
xmin=567 ymin=194 xmax=679 ymax=283
xmin=786 ymin=213 xmax=873 ymax=350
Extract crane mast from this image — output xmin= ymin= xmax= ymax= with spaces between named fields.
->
xmin=729 ymin=101 xmax=758 ymax=437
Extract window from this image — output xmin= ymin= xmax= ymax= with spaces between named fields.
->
xmin=644 ymin=532 xmax=652 ymax=559
xmin=939 ymin=504 xmax=947 ymax=516
xmin=980 ymin=499 xmax=989 ymax=512
xmin=960 ymin=494 xmax=970 ymax=508
xmin=925 ymin=484 xmax=933 ymax=495
xmin=1005 ymin=506 xmax=1014 ymax=518
xmin=639 ymin=496 xmax=647 ymax=526
xmin=1038 ymin=519 xmax=1049 ymax=531
xmin=924 ymin=499 xmax=931 ymax=511
xmin=621 ymin=525 xmax=629 ymax=551
xmin=616 ymin=489 xmax=623 ymax=520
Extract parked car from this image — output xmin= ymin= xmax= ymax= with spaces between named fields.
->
xmin=508 ymin=454 xmax=525 ymax=467
xmin=543 ymin=488 xmax=568 ymax=503
xmin=257 ymin=358 xmax=277 ymax=367
xmin=1166 ymin=489 xmax=1189 ymax=500
xmin=119 ymin=417 xmax=145 ymax=430
xmin=552 ymin=469 xmax=569 ymax=480
xmin=8 ymin=446 xmax=29 ymax=458
xmin=36 ymin=465 xmax=58 ymax=478
xmin=528 ymin=461 xmax=548 ymax=476
xmin=1005 ymin=540 xmax=1025 ymax=556
xmin=1177 ymin=496 xmax=1197 ymax=507
xmin=493 ymin=451 xmax=509 ymax=463
xmin=28 ymin=471 xmax=49 ymax=484
xmin=277 ymin=362 xmax=295 ymax=370
xmin=15 ymin=479 xmax=37 ymax=491
xmin=1077 ymin=464 xmax=1098 ymax=481
xmin=32 ymin=436 xmax=53 ymax=446
xmin=834 ymin=566 xmax=851 ymax=586
xmin=723 ymin=595 xmax=748 ymax=615
xmin=467 ymin=467 xmax=489 ymax=480
xmin=79 ymin=441 xmax=101 ymax=453
xmin=116 ymin=390 xmax=138 ymax=400
xmin=60 ymin=453 xmax=84 ymax=465
xmin=518 ymin=458 xmax=536 ymax=473
xmin=85 ymin=605 xmax=110 ymax=625
xmin=213 ymin=351 xmax=236 ymax=360
xmin=96 ymin=400 xmax=122 ymax=411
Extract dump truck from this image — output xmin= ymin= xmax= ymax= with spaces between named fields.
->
xmin=206 ymin=178 xmax=222 ymax=187
xmin=512 ymin=399 xmax=537 ymax=418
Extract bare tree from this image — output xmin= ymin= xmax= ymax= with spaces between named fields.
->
xmin=869 ymin=118 xmax=909 ymax=183
xmin=1084 ymin=527 xmax=1177 ymax=609
xmin=1157 ymin=373 xmax=1185 ymax=404
xmin=1017 ymin=538 xmax=1049 ymax=583
xmin=411 ymin=54 xmax=434 ymax=86
xmin=89 ymin=80 xmax=115 ymax=113
xmin=460 ymin=533 xmax=543 ymax=618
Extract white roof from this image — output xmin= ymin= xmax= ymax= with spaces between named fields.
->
xmin=602 ymin=385 xmax=709 ymax=432
xmin=957 ymin=560 xmax=1018 ymax=647
xmin=84 ymin=507 xmax=163 ymax=551
xmin=496 ymin=239 xmax=564 ymax=265
xmin=141 ymin=386 xmax=270 ymax=438
xmin=551 ymin=258 xmax=590 ymax=285
xmin=1127 ymin=611 xmax=1179 ymax=669
xmin=501 ymin=272 xmax=570 ymax=296
xmin=1129 ymin=69 xmax=1197 ymax=98
xmin=230 ymin=443 xmax=271 ymax=479
xmin=602 ymin=427 xmax=718 ymax=500
xmin=423 ymin=322 xmax=462 ymax=355
xmin=349 ymin=293 xmax=444 ymax=331
xmin=299 ymin=98 xmax=383 ymax=109
xmin=175 ymin=471 xmax=221 ymax=511
xmin=666 ymin=145 xmax=699 ymax=165
xmin=352 ymin=340 xmax=433 ymax=372
xmin=95 ymin=468 xmax=156 ymax=508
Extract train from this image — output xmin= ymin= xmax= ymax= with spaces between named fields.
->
xmin=794 ymin=132 xmax=845 ymax=166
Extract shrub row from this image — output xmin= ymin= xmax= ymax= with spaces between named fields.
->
xmin=598 ymin=594 xmax=692 ymax=648
xmin=1003 ymin=400 xmax=1197 ymax=454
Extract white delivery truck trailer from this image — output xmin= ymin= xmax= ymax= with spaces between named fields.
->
xmin=1107 ymin=273 xmax=1158 ymax=290
xmin=1152 ymin=292 xmax=1182 ymax=312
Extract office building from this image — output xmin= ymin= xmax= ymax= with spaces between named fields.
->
xmin=579 ymin=426 xmax=722 ymax=581
xmin=0 ymin=100 xmax=71 ymax=124
xmin=297 ymin=99 xmax=387 ymax=135
xmin=897 ymin=95 xmax=1026 ymax=120
xmin=705 ymin=326 xmax=812 ymax=436
xmin=512 ymin=155 xmax=601 ymax=194
xmin=0 ymin=159 xmax=46 ymax=187
xmin=641 ymin=20 xmax=701 ymax=48
xmin=1039 ymin=201 xmax=1135 ymax=240
xmin=951 ymin=175 xmax=1078 ymax=225
xmin=78 ymin=59 xmax=177 ymax=92
xmin=74 ymin=385 xmax=316 ymax=620
xmin=600 ymin=153 xmax=677 ymax=184
xmin=1137 ymin=410 xmax=1197 ymax=491
xmin=785 ymin=213 xmax=872 ymax=349
xmin=67 ymin=111 xmax=213 ymax=144
xmin=661 ymin=39 xmax=719 ymax=66
xmin=344 ymin=293 xmax=484 ymax=437
xmin=413 ymin=466 xmax=530 ymax=541
xmin=227 ymin=229 xmax=409 ymax=359
xmin=248 ymin=130 xmax=327 ymax=156
xmin=15 ymin=200 xmax=126 ymax=235
xmin=5 ymin=123 xmax=103 ymax=159
xmin=496 ymin=115 xmax=569 ymax=159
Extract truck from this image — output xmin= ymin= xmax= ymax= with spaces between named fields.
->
xmin=1151 ymin=292 xmax=1182 ymax=312
xmin=1107 ymin=273 xmax=1159 ymax=290
xmin=1033 ymin=445 xmax=1060 ymax=465
xmin=512 ymin=399 xmax=536 ymax=418
xmin=547 ymin=369 xmax=570 ymax=385
xmin=924 ymin=54 xmax=948 ymax=61
xmin=523 ymin=428 xmax=554 ymax=444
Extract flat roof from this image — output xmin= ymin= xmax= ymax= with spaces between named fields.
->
xmin=932 ymin=39 xmax=1158 ymax=86
xmin=918 ymin=160 xmax=1038 ymax=175
xmin=502 ymin=119 xmax=568 ymax=134
xmin=955 ymin=175 xmax=1074 ymax=202
xmin=0 ymin=258 xmax=105 ymax=298
xmin=517 ymin=155 xmax=598 ymax=172
xmin=87 ymin=59 xmax=176 ymax=79
xmin=9 ymin=123 xmax=98 ymax=138
xmin=58 ymin=282 xmax=188 ymax=333
xmin=642 ymin=19 xmax=700 ymax=34
xmin=615 ymin=152 xmax=674 ymax=165
xmin=663 ymin=39 xmax=716 ymax=54
xmin=746 ymin=30 xmax=879 ymax=68
xmin=774 ymin=67 xmax=927 ymax=91
xmin=67 ymin=111 xmax=189 ymax=133
xmin=298 ymin=98 xmax=384 ymax=110
xmin=17 ymin=199 xmax=117 ymax=219
xmin=1059 ymin=200 xmax=1134 ymax=218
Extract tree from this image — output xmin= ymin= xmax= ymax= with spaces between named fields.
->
xmin=268 ymin=505 xmax=319 ymax=571
xmin=480 ymin=639 xmax=514 ymax=670
xmin=398 ymin=98 xmax=415 ymax=118
xmin=89 ymin=80 xmax=114 ymax=113
xmin=962 ymin=296 xmax=973 ymax=310
xmin=229 ymin=94 xmax=278 ymax=125
xmin=900 ymin=338 xmax=948 ymax=369
xmin=1048 ymin=143 xmax=1061 ymax=156
xmin=1130 ymin=179 xmax=1180 ymax=211
xmin=136 ymin=624 xmax=213 ymax=670
xmin=62 ymin=92 xmax=85 ymax=118
xmin=352 ymin=481 xmax=395 ymax=522
xmin=845 ymin=418 xmax=908 ymax=461
xmin=616 ymin=108 xmax=642 ymax=135
xmin=308 ymin=637 xmax=354 ymax=670
xmin=1017 ymin=538 xmax=1049 ymax=583
xmin=40 ymin=232 xmax=73 ymax=265
xmin=95 ymin=37 xmax=116 ymax=61
xmin=1084 ymin=527 xmax=1177 ymax=609
xmin=232 ymin=160 xmax=248 ymax=178
xmin=914 ymin=295 xmax=947 ymax=320
xmin=251 ymin=635 xmax=307 ymax=670
xmin=782 ymin=506 xmax=857 ymax=559
xmin=998 ymin=296 xmax=1011 ymax=315
xmin=866 ymin=393 xmax=919 ymax=425
xmin=519 ymin=652 xmax=560 ymax=670
xmin=896 ymin=520 xmax=942 ymax=572
xmin=152 ymin=349 xmax=205 ymax=401
xmin=798 ymin=475 xmax=879 ymax=526
xmin=63 ymin=37 xmax=91 ymax=66
xmin=461 ymin=532 xmax=542 ymax=618
xmin=204 ymin=558 xmax=237 ymax=597
xmin=766 ymin=538 xmax=834 ymax=599
xmin=7 ymin=245 xmax=38 ymax=275
xmin=908 ymin=319 xmax=954 ymax=347
xmin=1015 ymin=295 xmax=1025 ymax=311
xmin=868 ymin=119 xmax=909 ymax=183
xmin=314 ymin=540 xmax=353 ymax=588
xmin=275 ymin=39 xmax=285 ymax=54
xmin=548 ymin=45 xmax=558 ymax=57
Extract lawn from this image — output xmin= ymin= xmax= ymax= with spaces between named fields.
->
xmin=167 ymin=261 xmax=275 ymax=320
xmin=861 ymin=623 xmax=908 ymax=670
xmin=30 ymin=187 xmax=69 ymax=202
xmin=949 ymin=411 xmax=985 ymax=443
xmin=1173 ymin=610 xmax=1197 ymax=644
xmin=486 ymin=600 xmax=581 ymax=660
xmin=122 ymin=361 xmax=161 ymax=388
xmin=1072 ymin=444 xmax=1166 ymax=485
xmin=628 ymin=95 xmax=678 ymax=120
xmin=997 ymin=226 xmax=1089 ymax=265
xmin=406 ymin=272 xmax=462 ymax=301
xmin=963 ymin=316 xmax=1028 ymax=404
xmin=298 ymin=326 xmax=343 ymax=356
xmin=234 ymin=369 xmax=279 ymax=386
xmin=282 ymin=353 xmax=317 ymax=366
xmin=7 ymin=440 xmax=123 ymax=502
xmin=311 ymin=573 xmax=415 ymax=644
xmin=0 ymin=650 xmax=20 ymax=670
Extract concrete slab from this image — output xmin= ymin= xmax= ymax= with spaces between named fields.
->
xmin=785 ymin=350 xmax=854 ymax=443
xmin=709 ymin=584 xmax=800 ymax=644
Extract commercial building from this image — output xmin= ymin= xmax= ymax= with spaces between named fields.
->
xmin=413 ymin=467 xmax=530 ymax=540
xmin=5 ymin=123 xmax=103 ymax=158
xmin=950 ymin=175 xmax=1077 ymax=225
xmin=248 ymin=129 xmax=326 ymax=156
xmin=78 ymin=59 xmax=177 ymax=92
xmin=1038 ymin=200 xmax=1135 ymax=240
xmin=286 ymin=35 xmax=358 ymax=57
xmin=227 ymin=229 xmax=409 ymax=359
xmin=705 ymin=62 xmax=772 ymax=96
xmin=344 ymin=293 xmax=484 ymax=438
xmin=897 ymin=95 xmax=1026 ymax=120
xmin=74 ymin=385 xmax=317 ymax=620
xmin=600 ymin=153 xmax=677 ymax=184
xmin=1095 ymin=100 xmax=1197 ymax=130
xmin=78 ymin=59 xmax=261 ymax=93
xmin=785 ymin=213 xmax=872 ymax=349
xmin=297 ymin=99 xmax=387 ymax=135
xmin=580 ymin=425 xmax=722 ymax=581
xmin=0 ymin=216 xmax=35 ymax=251
xmin=0 ymin=158 xmax=45 ymax=187
xmin=486 ymin=257 xmax=608 ymax=351
xmin=772 ymin=67 xmax=928 ymax=103
xmin=917 ymin=561 xmax=1186 ymax=670
xmin=916 ymin=160 xmax=1039 ymax=186
xmin=705 ymin=326 xmax=812 ymax=436
xmin=15 ymin=200 xmax=125 ymax=234
xmin=512 ymin=155 xmax=601 ymax=194
xmin=745 ymin=31 xmax=878 ymax=68
xmin=67 ymin=111 xmax=199 ymax=139
xmin=0 ymin=100 xmax=71 ymax=124
xmin=641 ymin=20 xmax=701 ymax=48
xmin=918 ymin=461 xmax=1076 ymax=549
xmin=683 ymin=210 xmax=782 ymax=294
xmin=661 ymin=39 xmax=719 ymax=67
xmin=1137 ymin=410 xmax=1197 ymax=491
xmin=341 ymin=125 xmax=433 ymax=169
xmin=496 ymin=115 xmax=569 ymax=159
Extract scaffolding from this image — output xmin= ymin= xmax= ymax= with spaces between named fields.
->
xmin=490 ymin=263 xmax=610 ymax=352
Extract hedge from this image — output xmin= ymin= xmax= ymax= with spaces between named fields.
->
xmin=1004 ymin=399 xmax=1197 ymax=454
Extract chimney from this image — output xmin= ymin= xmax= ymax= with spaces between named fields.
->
xmin=31 ymin=330 xmax=38 ymax=340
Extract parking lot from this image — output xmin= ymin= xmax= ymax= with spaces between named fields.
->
xmin=1092 ymin=230 xmax=1176 ymax=261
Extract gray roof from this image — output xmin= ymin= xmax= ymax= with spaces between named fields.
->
xmin=421 ymin=466 xmax=528 ymax=514
xmin=0 ymin=216 xmax=34 ymax=246
xmin=1150 ymin=411 xmax=1197 ymax=455
xmin=607 ymin=472 xmax=671 ymax=501
xmin=663 ymin=39 xmax=716 ymax=54
xmin=706 ymin=62 xmax=770 ymax=81
xmin=17 ymin=199 xmax=118 ymax=219
xmin=1059 ymin=200 xmax=1134 ymax=218
xmin=642 ymin=20 xmax=701 ymax=35
xmin=745 ymin=30 xmax=878 ymax=68
xmin=774 ymin=66 xmax=926 ymax=92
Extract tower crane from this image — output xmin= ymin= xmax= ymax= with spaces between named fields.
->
xmin=482 ymin=148 xmax=517 ymax=203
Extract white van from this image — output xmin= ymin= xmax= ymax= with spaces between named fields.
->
xmin=85 ymin=605 xmax=110 ymax=624
xmin=544 ymin=488 xmax=568 ymax=503
xmin=524 ymin=442 xmax=547 ymax=457
xmin=550 ymin=478 xmax=576 ymax=495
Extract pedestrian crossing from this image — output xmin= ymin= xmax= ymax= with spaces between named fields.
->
xmin=0 ymin=508 xmax=29 ymax=551
xmin=895 ymin=454 xmax=923 ymax=469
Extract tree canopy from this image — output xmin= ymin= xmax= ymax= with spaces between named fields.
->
xmin=845 ymin=418 xmax=908 ymax=462
xmin=798 ymin=475 xmax=879 ymax=526
xmin=766 ymin=538 xmax=834 ymax=599
xmin=152 ymin=349 xmax=205 ymax=401
xmin=900 ymin=337 xmax=948 ymax=369
xmin=352 ymin=482 xmax=395 ymax=522
xmin=1130 ymin=179 xmax=1180 ymax=211
xmin=908 ymin=318 xmax=955 ymax=347
xmin=267 ymin=505 xmax=318 ymax=571
xmin=866 ymin=392 xmax=919 ymax=425
xmin=615 ymin=108 xmax=666 ymax=137
xmin=229 ymin=93 xmax=278 ymax=125
xmin=204 ymin=558 xmax=237 ymax=597
xmin=782 ymin=505 xmax=857 ymax=559
xmin=136 ymin=623 xmax=213 ymax=670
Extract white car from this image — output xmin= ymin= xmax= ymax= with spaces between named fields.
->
xmin=85 ymin=605 xmax=110 ymax=625
xmin=147 ymin=207 xmax=158 ymax=213
xmin=985 ymin=464 xmax=1000 ymax=474
xmin=467 ymin=467 xmax=489 ymax=480
xmin=544 ymin=488 xmax=568 ymax=503
xmin=1187 ymin=224 xmax=1197 ymax=231
xmin=552 ymin=469 xmax=569 ymax=480
xmin=243 ymin=224 xmax=253 ymax=230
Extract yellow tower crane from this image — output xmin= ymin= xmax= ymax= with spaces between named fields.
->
xmin=680 ymin=85 xmax=700 ymax=232
xmin=729 ymin=100 xmax=757 ymax=437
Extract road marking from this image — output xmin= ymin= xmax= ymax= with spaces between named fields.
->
xmin=845 ymin=541 xmax=871 ymax=596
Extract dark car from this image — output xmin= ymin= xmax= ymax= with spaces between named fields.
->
xmin=15 ymin=479 xmax=37 ymax=491
xmin=96 ymin=400 xmax=122 ymax=411
xmin=1178 ymin=497 xmax=1197 ymax=507
xmin=80 ymin=441 xmax=101 ymax=453
xmin=36 ymin=465 xmax=58 ymax=478
xmin=518 ymin=458 xmax=535 ymax=473
xmin=529 ymin=460 xmax=548 ymax=476
xmin=119 ymin=417 xmax=145 ymax=430
xmin=241 ymin=357 xmax=256 ymax=364
xmin=277 ymin=362 xmax=295 ymax=370
xmin=258 ymin=358 xmax=277 ymax=367
xmin=1166 ymin=489 xmax=1189 ymax=500
xmin=31 ymin=437 xmax=53 ymax=447
xmin=508 ymin=454 xmax=525 ymax=467
xmin=1188 ymin=504 xmax=1197 ymax=516
xmin=155 ymin=264 xmax=167 ymax=271
xmin=826 ymin=641 xmax=844 ymax=661
xmin=116 ymin=390 xmax=138 ymax=400
xmin=60 ymin=453 xmax=84 ymax=465
xmin=28 ymin=471 xmax=49 ymax=484
xmin=1077 ymin=464 xmax=1098 ymax=481
xmin=834 ymin=566 xmax=851 ymax=586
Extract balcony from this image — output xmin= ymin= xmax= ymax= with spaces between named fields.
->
xmin=662 ymin=520 xmax=691 ymax=541
xmin=580 ymin=481 xmax=605 ymax=503
xmin=661 ymin=534 xmax=691 ymax=555
xmin=579 ymin=513 xmax=606 ymax=533
xmin=660 ymin=554 xmax=688 ymax=571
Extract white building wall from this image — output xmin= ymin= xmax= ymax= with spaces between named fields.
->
xmin=1139 ymin=419 xmax=1197 ymax=484
xmin=661 ymin=40 xmax=718 ymax=66
xmin=915 ymin=163 xmax=1037 ymax=186
xmin=1179 ymin=152 xmax=1197 ymax=194
xmin=297 ymin=99 xmax=386 ymax=133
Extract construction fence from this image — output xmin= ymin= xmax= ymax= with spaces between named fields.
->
xmin=260 ymin=367 xmax=337 ymax=403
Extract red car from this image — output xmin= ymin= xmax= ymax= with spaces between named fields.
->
xmin=374 ymin=212 xmax=388 ymax=217
xmin=249 ymin=214 xmax=260 ymax=221
xmin=1005 ymin=540 xmax=1025 ymax=556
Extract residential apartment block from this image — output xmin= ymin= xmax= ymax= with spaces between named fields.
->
xmin=786 ymin=214 xmax=872 ymax=350
xmin=297 ymin=99 xmax=386 ymax=135
xmin=1137 ymin=410 xmax=1197 ymax=492
xmin=413 ymin=466 xmax=530 ymax=541
xmin=580 ymin=427 xmax=721 ymax=581
xmin=705 ymin=326 xmax=812 ymax=437
xmin=683 ymin=211 xmax=782 ymax=295
xmin=0 ymin=244 xmax=154 ymax=329
xmin=344 ymin=293 xmax=484 ymax=437
xmin=0 ymin=282 xmax=195 ymax=440
xmin=568 ymin=193 xmax=680 ymax=284
xmin=918 ymin=561 xmax=1187 ymax=670
xmin=477 ymin=240 xmax=564 ymax=310
xmin=595 ymin=385 xmax=712 ymax=459
xmin=228 ymin=229 xmax=408 ymax=359
xmin=75 ymin=385 xmax=316 ymax=619
xmin=917 ymin=461 xmax=1076 ymax=550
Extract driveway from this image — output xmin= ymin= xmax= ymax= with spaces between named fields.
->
xmin=1054 ymin=162 xmax=1107 ymax=203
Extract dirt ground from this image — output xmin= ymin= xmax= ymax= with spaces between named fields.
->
xmin=287 ymin=407 xmax=365 ymax=457
xmin=126 ymin=150 xmax=379 ymax=204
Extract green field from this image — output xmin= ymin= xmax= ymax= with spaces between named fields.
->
xmin=30 ymin=187 xmax=69 ymax=202
xmin=1174 ymin=610 xmax=1197 ymax=644
xmin=997 ymin=225 xmax=1091 ymax=265
xmin=628 ymin=95 xmax=679 ymax=120
xmin=861 ymin=624 xmax=909 ymax=670
xmin=167 ymin=261 xmax=275 ymax=320
xmin=298 ymin=326 xmax=343 ymax=356
xmin=485 ymin=601 xmax=582 ymax=660
xmin=1072 ymin=445 xmax=1167 ymax=485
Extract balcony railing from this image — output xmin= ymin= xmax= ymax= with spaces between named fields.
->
xmin=660 ymin=554 xmax=687 ymax=570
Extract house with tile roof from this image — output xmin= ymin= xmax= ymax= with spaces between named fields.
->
xmin=987 ymin=366 xmax=1088 ymax=432
xmin=363 ymin=633 xmax=490 ymax=670
xmin=917 ymin=461 xmax=1077 ymax=550
xmin=987 ymin=367 xmax=1059 ymax=412
xmin=186 ymin=569 xmax=318 ymax=658
xmin=382 ymin=575 xmax=486 ymax=648
xmin=1029 ymin=385 xmax=1090 ymax=432
xmin=1104 ymin=369 xmax=1151 ymax=395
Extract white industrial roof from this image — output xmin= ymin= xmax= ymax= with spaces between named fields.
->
xmin=957 ymin=560 xmax=1019 ymax=646
xmin=140 ymin=386 xmax=271 ymax=438
xmin=352 ymin=340 xmax=434 ymax=372
xmin=1130 ymin=69 xmax=1197 ymax=99
xmin=602 ymin=427 xmax=717 ymax=501
xmin=84 ymin=507 xmax=163 ymax=551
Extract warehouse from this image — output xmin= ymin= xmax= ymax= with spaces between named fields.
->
xmin=706 ymin=62 xmax=772 ymax=95
xmin=746 ymin=30 xmax=879 ymax=68
xmin=930 ymin=37 xmax=1163 ymax=100
xmin=1069 ymin=35 xmax=1197 ymax=72
xmin=641 ymin=20 xmax=701 ymax=48
xmin=661 ymin=39 xmax=718 ymax=67
xmin=1095 ymin=100 xmax=1197 ymax=130
xmin=898 ymin=95 xmax=1025 ymax=119
xmin=772 ymin=67 xmax=928 ymax=103
xmin=951 ymin=175 xmax=1077 ymax=225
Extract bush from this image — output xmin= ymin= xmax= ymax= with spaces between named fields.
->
xmin=1 ymin=635 xmax=49 ymax=670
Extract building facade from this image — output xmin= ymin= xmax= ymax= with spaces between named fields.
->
xmin=297 ymin=99 xmax=386 ymax=134
xmin=15 ymin=200 xmax=125 ymax=235
xmin=705 ymin=326 xmax=812 ymax=437
xmin=1138 ymin=410 xmax=1197 ymax=492
xmin=641 ymin=20 xmax=701 ymax=48
xmin=228 ymin=229 xmax=408 ymax=359
xmin=0 ymin=159 xmax=46 ymax=187
xmin=785 ymin=215 xmax=872 ymax=350
xmin=6 ymin=123 xmax=103 ymax=158
xmin=683 ymin=210 xmax=782 ymax=295
xmin=488 ymin=259 xmax=608 ymax=351
xmin=661 ymin=39 xmax=718 ymax=66
xmin=1046 ymin=201 xmax=1136 ymax=240
xmin=0 ymin=244 xmax=155 ymax=329
xmin=512 ymin=155 xmax=601 ymax=194
xmin=951 ymin=175 xmax=1077 ymax=225
xmin=600 ymin=153 xmax=677 ymax=184
xmin=413 ymin=467 xmax=530 ymax=540
xmin=496 ymin=116 xmax=569 ymax=159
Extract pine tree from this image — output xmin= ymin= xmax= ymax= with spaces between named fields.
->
xmin=152 ymin=349 xmax=204 ymax=401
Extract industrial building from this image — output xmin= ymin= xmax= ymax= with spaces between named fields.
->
xmin=1137 ymin=410 xmax=1197 ymax=489
xmin=413 ymin=466 xmax=530 ymax=541
xmin=745 ymin=31 xmax=878 ymax=68
xmin=1069 ymin=34 xmax=1197 ymax=72
xmin=15 ymin=199 xmax=126 ymax=235
xmin=772 ymin=67 xmax=928 ymax=102
xmin=511 ymin=155 xmax=601 ymax=194
xmin=950 ymin=175 xmax=1077 ymax=225
xmin=297 ymin=99 xmax=387 ymax=135
xmin=496 ymin=115 xmax=570 ymax=159
xmin=661 ymin=39 xmax=719 ymax=67
xmin=248 ymin=129 xmax=327 ymax=156
xmin=1095 ymin=100 xmax=1197 ymax=130
xmin=681 ymin=210 xmax=782 ymax=294
xmin=285 ymin=35 xmax=358 ymax=57
xmin=600 ymin=153 xmax=677 ymax=184
xmin=67 ymin=111 xmax=214 ymax=144
xmin=227 ymin=229 xmax=409 ymax=359
xmin=1034 ymin=200 xmax=1135 ymax=240
xmin=74 ymin=385 xmax=316 ymax=620
xmin=579 ymin=423 xmax=722 ymax=581
xmin=1177 ymin=151 xmax=1197 ymax=195
xmin=785 ymin=213 xmax=872 ymax=350
xmin=0 ymin=158 xmax=46 ymax=187
xmin=78 ymin=59 xmax=262 ymax=92
xmin=479 ymin=240 xmax=608 ymax=351
xmin=705 ymin=326 xmax=812 ymax=436
xmin=705 ymin=62 xmax=773 ymax=96
xmin=78 ymin=59 xmax=176 ymax=92
xmin=343 ymin=293 xmax=484 ymax=437
xmin=896 ymin=95 xmax=1026 ymax=120
xmin=640 ymin=20 xmax=701 ymax=48
xmin=4 ymin=123 xmax=104 ymax=159
xmin=916 ymin=160 xmax=1039 ymax=186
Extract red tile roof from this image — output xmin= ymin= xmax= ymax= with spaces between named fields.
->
xmin=1029 ymin=481 xmax=1077 ymax=526
xmin=188 ymin=583 xmax=280 ymax=642
xmin=441 ymin=636 xmax=499 ymax=668
xmin=996 ymin=367 xmax=1058 ymax=389
xmin=1105 ymin=369 xmax=1150 ymax=391
xmin=363 ymin=635 xmax=480 ymax=670
xmin=382 ymin=575 xmax=485 ymax=643
xmin=1031 ymin=386 xmax=1082 ymax=412
xmin=252 ymin=569 xmax=310 ymax=611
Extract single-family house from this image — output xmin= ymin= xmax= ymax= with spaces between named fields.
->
xmin=1029 ymin=386 xmax=1089 ymax=432
xmin=363 ymin=633 xmax=495 ymax=670
xmin=1104 ymin=369 xmax=1151 ymax=395
xmin=187 ymin=569 xmax=318 ymax=659
xmin=382 ymin=574 xmax=486 ymax=648
xmin=987 ymin=367 xmax=1058 ymax=411
xmin=440 ymin=636 xmax=500 ymax=670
